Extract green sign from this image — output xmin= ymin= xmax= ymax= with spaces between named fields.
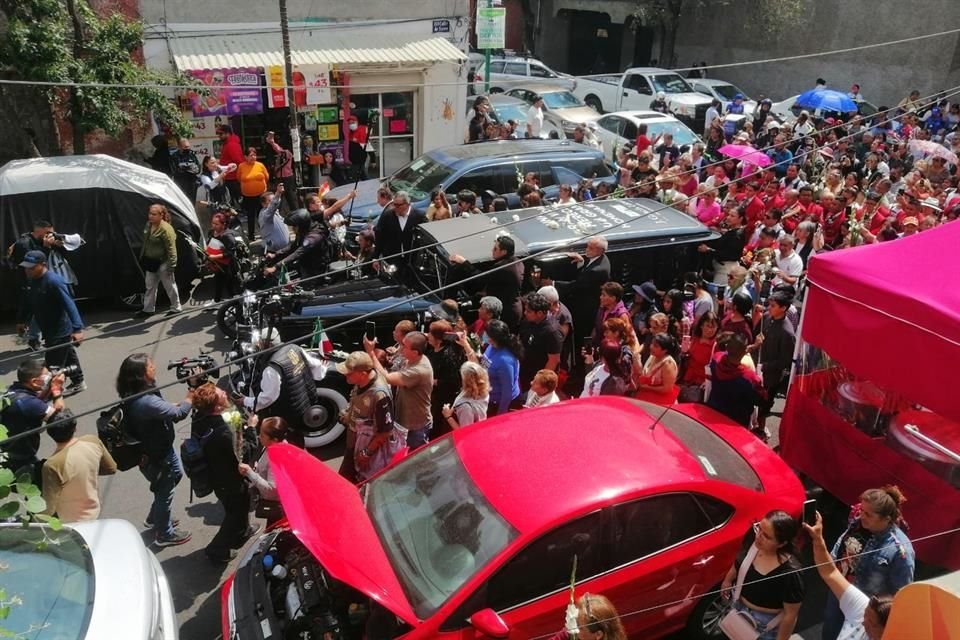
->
xmin=476 ymin=7 xmax=506 ymax=50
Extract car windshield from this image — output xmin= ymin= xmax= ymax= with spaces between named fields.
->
xmin=0 ymin=526 xmax=94 ymax=639
xmin=492 ymin=102 xmax=530 ymax=124
xmin=388 ymin=154 xmax=456 ymax=201
xmin=646 ymin=121 xmax=700 ymax=147
xmin=366 ymin=438 xmax=519 ymax=619
xmin=543 ymin=91 xmax=585 ymax=109
xmin=631 ymin=400 xmax=763 ymax=491
xmin=651 ymin=74 xmax=695 ymax=94
xmin=713 ymin=84 xmax=743 ymax=101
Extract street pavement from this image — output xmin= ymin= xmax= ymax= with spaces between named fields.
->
xmin=0 ymin=283 xmax=839 ymax=640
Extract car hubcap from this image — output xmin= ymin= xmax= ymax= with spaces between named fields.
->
xmin=701 ymin=597 xmax=726 ymax=636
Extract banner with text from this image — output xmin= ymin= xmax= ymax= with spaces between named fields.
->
xmin=267 ymin=65 xmax=287 ymax=109
xmin=187 ymin=68 xmax=263 ymax=117
xmin=476 ymin=6 xmax=506 ymax=50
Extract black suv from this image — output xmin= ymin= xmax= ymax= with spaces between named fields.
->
xmin=273 ymin=198 xmax=718 ymax=346
xmin=325 ymin=139 xmax=615 ymax=232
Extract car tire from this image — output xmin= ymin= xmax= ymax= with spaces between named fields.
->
xmin=302 ymin=386 xmax=348 ymax=449
xmin=684 ymin=587 xmax=727 ymax=639
xmin=118 ymin=292 xmax=144 ymax=311
xmin=217 ymin=301 xmax=241 ymax=339
xmin=585 ymin=95 xmax=603 ymax=113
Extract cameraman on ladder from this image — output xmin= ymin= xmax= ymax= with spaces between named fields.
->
xmin=16 ymin=250 xmax=86 ymax=396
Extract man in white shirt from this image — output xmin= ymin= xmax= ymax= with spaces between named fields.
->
xmin=526 ymin=95 xmax=545 ymax=139
xmin=772 ymin=235 xmax=804 ymax=286
xmin=704 ymin=99 xmax=721 ymax=137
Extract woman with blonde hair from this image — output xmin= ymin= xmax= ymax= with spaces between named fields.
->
xmin=442 ymin=361 xmax=490 ymax=428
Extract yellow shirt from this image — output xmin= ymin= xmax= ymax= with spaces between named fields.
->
xmin=237 ymin=160 xmax=269 ymax=197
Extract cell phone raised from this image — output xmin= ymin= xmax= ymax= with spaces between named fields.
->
xmin=803 ymin=499 xmax=817 ymax=526
xmin=364 ymin=321 xmax=377 ymax=342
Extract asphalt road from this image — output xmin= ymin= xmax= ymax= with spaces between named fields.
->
xmin=0 ymin=282 xmax=842 ymax=640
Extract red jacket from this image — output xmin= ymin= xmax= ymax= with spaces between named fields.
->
xmin=219 ymin=134 xmax=244 ymax=181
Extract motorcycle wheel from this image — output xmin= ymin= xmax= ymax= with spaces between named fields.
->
xmin=302 ymin=387 xmax=348 ymax=448
xmin=217 ymin=300 xmax=241 ymax=339
xmin=118 ymin=292 xmax=144 ymax=311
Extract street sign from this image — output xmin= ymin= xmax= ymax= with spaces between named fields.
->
xmin=476 ymin=6 xmax=506 ymax=50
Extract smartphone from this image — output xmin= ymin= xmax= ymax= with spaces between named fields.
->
xmin=581 ymin=337 xmax=594 ymax=354
xmin=364 ymin=321 xmax=376 ymax=342
xmin=803 ymin=499 xmax=817 ymax=526
xmin=444 ymin=331 xmax=461 ymax=340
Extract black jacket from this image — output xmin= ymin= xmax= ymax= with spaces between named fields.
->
xmin=191 ymin=414 xmax=245 ymax=498
xmin=373 ymin=207 xmax=427 ymax=265
xmin=555 ymin=254 xmax=611 ymax=334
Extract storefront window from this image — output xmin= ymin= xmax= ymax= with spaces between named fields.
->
xmin=352 ymin=91 xmax=416 ymax=179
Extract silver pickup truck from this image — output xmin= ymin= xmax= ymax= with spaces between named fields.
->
xmin=573 ymin=67 xmax=713 ymax=129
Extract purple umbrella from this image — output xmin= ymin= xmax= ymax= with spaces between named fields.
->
xmin=719 ymin=143 xmax=772 ymax=167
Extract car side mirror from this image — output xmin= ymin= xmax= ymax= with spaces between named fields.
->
xmin=468 ymin=609 xmax=510 ymax=639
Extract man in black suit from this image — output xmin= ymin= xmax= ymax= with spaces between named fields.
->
xmin=552 ymin=235 xmax=611 ymax=342
xmin=448 ymin=235 xmax=524 ymax=330
xmin=373 ymin=191 xmax=426 ymax=269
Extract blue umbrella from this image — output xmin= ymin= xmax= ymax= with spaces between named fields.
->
xmin=795 ymin=88 xmax=858 ymax=113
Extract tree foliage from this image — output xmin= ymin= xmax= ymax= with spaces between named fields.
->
xmin=0 ymin=0 xmax=192 ymax=154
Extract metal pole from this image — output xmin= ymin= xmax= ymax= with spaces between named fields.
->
xmin=483 ymin=0 xmax=492 ymax=93
xmin=279 ymin=0 xmax=302 ymax=196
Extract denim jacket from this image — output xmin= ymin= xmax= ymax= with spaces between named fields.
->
xmin=831 ymin=521 xmax=915 ymax=596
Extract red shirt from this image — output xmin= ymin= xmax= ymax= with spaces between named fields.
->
xmin=856 ymin=206 xmax=891 ymax=234
xmin=219 ymin=134 xmax=244 ymax=181
xmin=743 ymin=195 xmax=766 ymax=234
xmin=635 ymin=134 xmax=653 ymax=154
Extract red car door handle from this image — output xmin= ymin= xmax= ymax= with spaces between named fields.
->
xmin=693 ymin=555 xmax=714 ymax=567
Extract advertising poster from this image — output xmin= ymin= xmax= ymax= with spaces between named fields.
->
xmin=187 ymin=68 xmax=263 ymax=117
xmin=267 ymin=65 xmax=287 ymax=109
xmin=300 ymin=64 xmax=334 ymax=105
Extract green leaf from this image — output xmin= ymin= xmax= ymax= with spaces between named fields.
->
xmin=0 ymin=487 xmax=9 ymax=500
xmin=24 ymin=495 xmax=45 ymax=514
xmin=0 ymin=605 xmax=9 ymax=620
xmin=0 ymin=469 xmax=12 ymax=487
xmin=0 ymin=502 xmax=18 ymax=520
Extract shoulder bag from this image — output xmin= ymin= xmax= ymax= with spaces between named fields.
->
xmin=718 ymin=544 xmax=784 ymax=640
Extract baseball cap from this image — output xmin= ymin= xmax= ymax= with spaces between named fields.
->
xmin=19 ymin=250 xmax=47 ymax=268
xmin=336 ymin=351 xmax=374 ymax=375
xmin=902 ymin=216 xmax=919 ymax=228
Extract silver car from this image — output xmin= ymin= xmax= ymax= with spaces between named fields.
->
xmin=505 ymin=86 xmax=601 ymax=137
xmin=472 ymin=54 xmax=575 ymax=94
xmin=0 ymin=519 xmax=178 ymax=639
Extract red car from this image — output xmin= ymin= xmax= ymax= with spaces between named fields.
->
xmin=221 ymin=398 xmax=803 ymax=640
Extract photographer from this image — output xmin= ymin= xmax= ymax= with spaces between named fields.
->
xmin=16 ymin=250 xmax=86 ymax=396
xmin=0 ymin=359 xmax=66 ymax=484
xmin=117 ymin=353 xmax=193 ymax=547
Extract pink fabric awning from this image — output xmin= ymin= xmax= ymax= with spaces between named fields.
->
xmin=802 ymin=223 xmax=960 ymax=423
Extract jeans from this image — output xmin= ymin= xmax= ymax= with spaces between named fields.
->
xmin=406 ymin=422 xmax=432 ymax=450
xmin=44 ymin=334 xmax=83 ymax=383
xmin=140 ymin=450 xmax=183 ymax=538
xmin=208 ymin=486 xmax=251 ymax=555
xmin=732 ymin=600 xmax=781 ymax=640
xmin=143 ymin=261 xmax=181 ymax=313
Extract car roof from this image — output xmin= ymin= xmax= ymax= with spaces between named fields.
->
xmin=430 ymin=139 xmax=599 ymax=164
xmin=696 ymin=78 xmax=736 ymax=87
xmin=510 ymin=85 xmax=572 ymax=94
xmin=623 ymin=67 xmax=685 ymax=75
xmin=602 ymin=110 xmax=683 ymax=123
xmin=453 ymin=397 xmax=707 ymax=533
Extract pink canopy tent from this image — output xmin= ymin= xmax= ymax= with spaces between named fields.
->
xmin=780 ymin=222 xmax=960 ymax=568
xmin=802 ymin=223 xmax=960 ymax=423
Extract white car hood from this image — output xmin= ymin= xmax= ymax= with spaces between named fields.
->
xmin=669 ymin=93 xmax=713 ymax=106
xmin=71 ymin=519 xmax=165 ymax=639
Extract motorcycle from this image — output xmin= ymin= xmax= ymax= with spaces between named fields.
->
xmin=217 ymin=320 xmax=353 ymax=449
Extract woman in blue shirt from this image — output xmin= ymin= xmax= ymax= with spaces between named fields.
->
xmin=460 ymin=320 xmax=522 ymax=417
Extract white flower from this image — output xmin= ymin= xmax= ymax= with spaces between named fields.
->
xmin=512 ymin=214 xmax=520 ymax=222
xmin=490 ymin=217 xmax=498 ymax=224
xmin=544 ymin=220 xmax=560 ymax=230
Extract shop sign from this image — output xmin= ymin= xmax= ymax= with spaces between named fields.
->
xmin=187 ymin=68 xmax=263 ymax=116
xmin=476 ymin=7 xmax=506 ymax=50
xmin=432 ymin=19 xmax=451 ymax=33
xmin=267 ymin=65 xmax=287 ymax=109
xmin=300 ymin=64 xmax=334 ymax=105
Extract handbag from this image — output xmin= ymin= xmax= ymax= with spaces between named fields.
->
xmin=718 ymin=544 xmax=784 ymax=640
xmin=139 ymin=255 xmax=163 ymax=272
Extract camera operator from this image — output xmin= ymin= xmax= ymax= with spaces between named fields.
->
xmin=16 ymin=250 xmax=86 ymax=396
xmin=234 ymin=333 xmax=325 ymax=448
xmin=0 ymin=359 xmax=66 ymax=484
xmin=116 ymin=353 xmax=193 ymax=547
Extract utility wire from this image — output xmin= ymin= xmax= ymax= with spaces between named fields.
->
xmin=5 ymin=84 xmax=956 ymax=449
xmin=2 ymin=24 xmax=959 ymax=91
xmin=4 ymin=82 xmax=953 ymax=365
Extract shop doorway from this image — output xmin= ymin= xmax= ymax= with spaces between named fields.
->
xmin=560 ymin=10 xmax=622 ymax=75
xmin=350 ymin=91 xmax=417 ymax=179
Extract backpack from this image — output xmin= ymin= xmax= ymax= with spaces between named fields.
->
xmin=96 ymin=404 xmax=144 ymax=471
xmin=180 ymin=429 xmax=214 ymax=499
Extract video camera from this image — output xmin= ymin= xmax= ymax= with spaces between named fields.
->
xmin=167 ymin=352 xmax=219 ymax=388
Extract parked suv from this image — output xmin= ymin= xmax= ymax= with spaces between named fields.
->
xmin=274 ymin=199 xmax=718 ymax=345
xmin=472 ymin=54 xmax=576 ymax=94
xmin=328 ymin=139 xmax=616 ymax=234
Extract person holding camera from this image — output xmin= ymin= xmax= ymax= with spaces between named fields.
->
xmin=16 ymin=250 xmax=85 ymax=396
xmin=0 ymin=359 xmax=66 ymax=484
xmin=117 ymin=353 xmax=193 ymax=547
